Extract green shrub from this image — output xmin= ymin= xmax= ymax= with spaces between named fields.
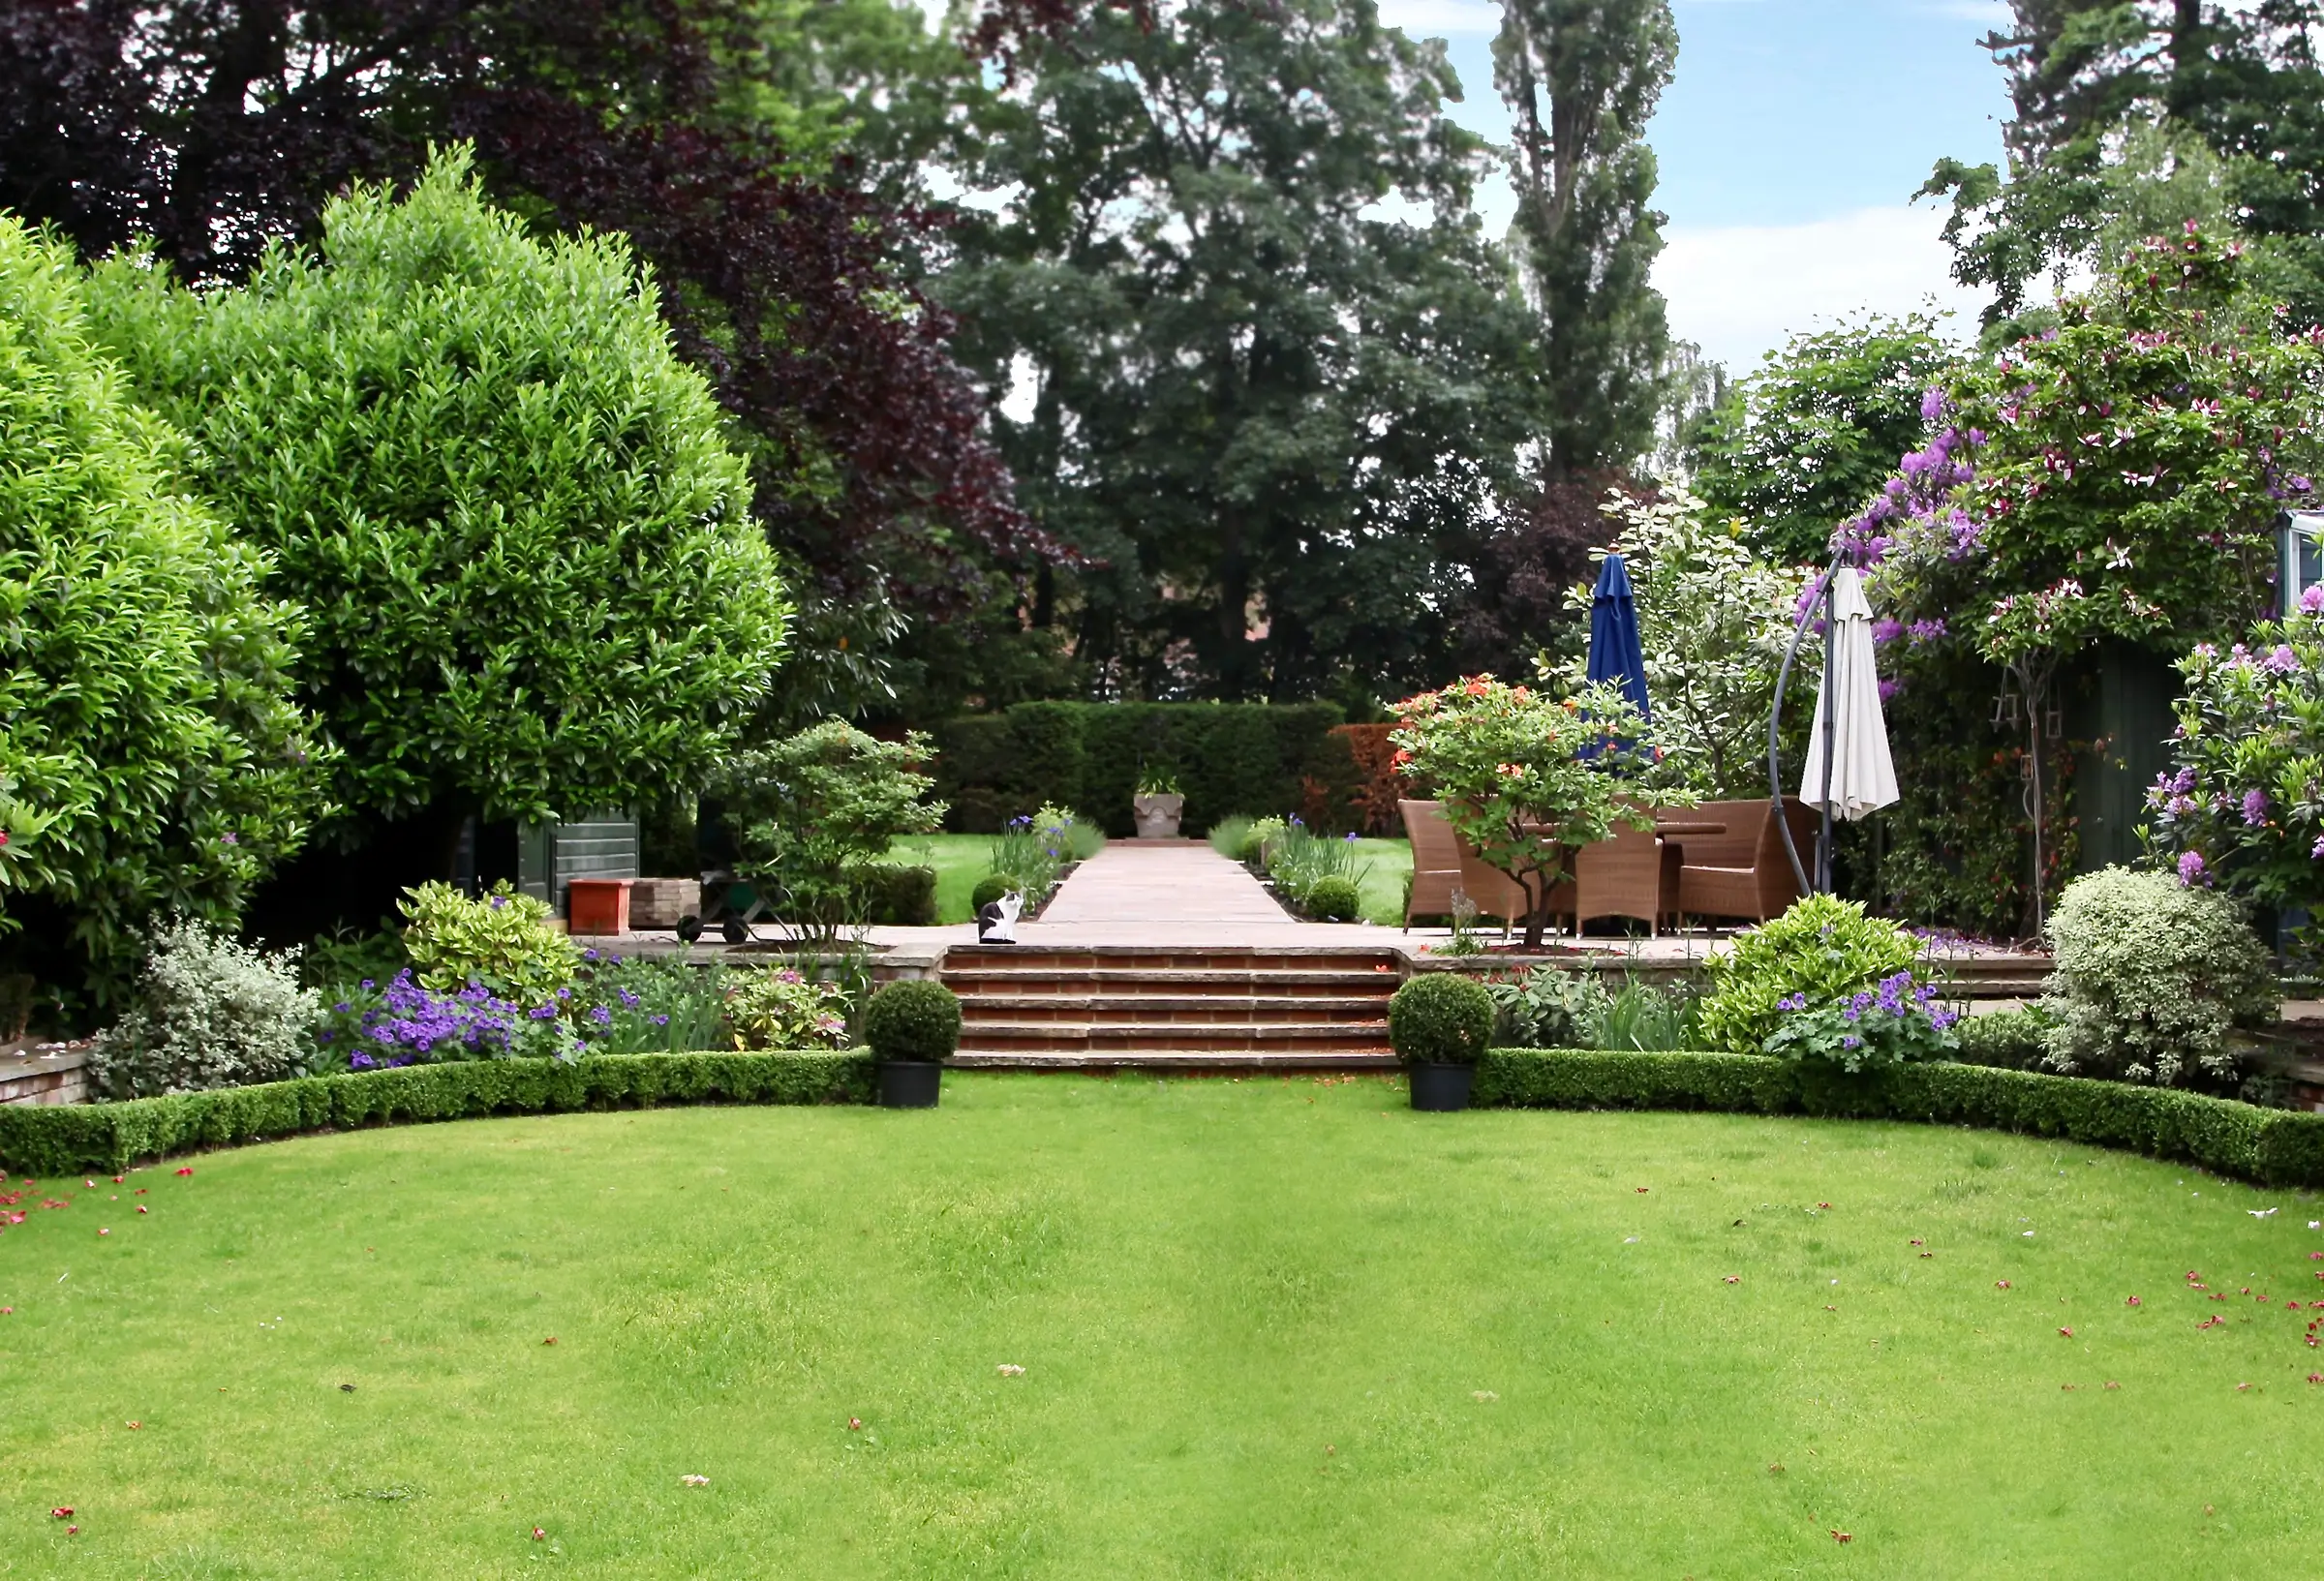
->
xmin=2040 ymin=866 xmax=2277 ymax=1088
xmin=970 ymin=875 xmax=1017 ymax=912
xmin=1267 ymin=822 xmax=1368 ymax=907
xmin=87 ymin=149 xmax=788 ymax=836
xmin=0 ymin=1051 xmax=874 ymax=1175
xmin=1389 ymin=973 xmax=1495 ymax=1066
xmin=988 ymin=803 xmax=1101 ymax=908
xmin=1596 ymin=979 xmax=1704 ymax=1052
xmin=711 ymin=720 xmax=944 ymax=922
xmin=1304 ymin=876 xmax=1362 ymax=922
xmin=1009 ymin=702 xmax=1088 ymax=814
xmin=724 ymin=967 xmax=852 ymax=1050
xmin=1951 ymin=1005 xmax=2053 ymax=1070
xmin=935 ymin=703 xmax=1345 ymax=836
xmin=1208 ymin=816 xmax=1255 ymax=861
xmin=1238 ymin=816 xmax=1287 ymax=868
xmin=0 ymin=216 xmax=322 ymax=1003
xmin=399 ymin=881 xmax=575 ymax=1003
xmin=1698 ymin=895 xmax=1921 ymax=1054
xmin=1487 ymin=964 xmax=1611 ymax=1049
xmin=863 ymin=979 xmax=963 ymax=1063
xmin=844 ymin=865 xmax=939 ymax=927
xmin=1469 ymin=1048 xmax=2324 ymax=1189
xmin=86 ymin=921 xmax=321 ymax=1099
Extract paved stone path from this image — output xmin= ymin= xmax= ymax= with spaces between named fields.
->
xmin=1034 ymin=840 xmax=1290 ymax=930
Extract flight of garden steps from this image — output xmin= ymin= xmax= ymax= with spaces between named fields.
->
xmin=939 ymin=945 xmax=1402 ymax=1070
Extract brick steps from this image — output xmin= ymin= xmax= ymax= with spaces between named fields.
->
xmin=941 ymin=945 xmax=1400 ymax=1070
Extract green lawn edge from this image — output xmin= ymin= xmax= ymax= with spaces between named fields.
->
xmin=0 ymin=1050 xmax=875 ymax=1175
xmin=1475 ymin=1048 xmax=2324 ymax=1189
xmin=13 ymin=1047 xmax=2321 ymax=1191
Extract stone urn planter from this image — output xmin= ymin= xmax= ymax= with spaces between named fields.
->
xmin=1133 ymin=792 xmax=1185 ymax=839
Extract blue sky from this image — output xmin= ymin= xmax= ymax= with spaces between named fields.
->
xmin=1381 ymin=0 xmax=2017 ymax=372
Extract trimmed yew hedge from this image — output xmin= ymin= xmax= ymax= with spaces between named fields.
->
xmin=1474 ymin=1049 xmax=2324 ymax=1189
xmin=0 ymin=1051 xmax=874 ymax=1175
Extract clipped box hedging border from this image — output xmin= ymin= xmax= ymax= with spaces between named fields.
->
xmin=1473 ymin=1049 xmax=2324 ymax=1189
xmin=0 ymin=1050 xmax=874 ymax=1176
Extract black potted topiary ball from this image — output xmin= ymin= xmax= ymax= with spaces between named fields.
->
xmin=1390 ymin=971 xmax=1494 ymax=1111
xmin=864 ymin=978 xmax=963 ymax=1109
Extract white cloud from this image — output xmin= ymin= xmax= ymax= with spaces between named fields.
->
xmin=1376 ymin=0 xmax=1502 ymax=35
xmin=1654 ymin=203 xmax=1989 ymax=374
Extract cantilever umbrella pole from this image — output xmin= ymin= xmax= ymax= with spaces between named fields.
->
xmin=1767 ymin=553 xmax=1845 ymax=897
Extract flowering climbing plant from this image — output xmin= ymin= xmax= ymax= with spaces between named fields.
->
xmin=2146 ymin=595 xmax=2324 ymax=937
xmin=1389 ymin=675 xmax=1654 ymax=949
xmin=1869 ymin=223 xmax=2324 ymax=664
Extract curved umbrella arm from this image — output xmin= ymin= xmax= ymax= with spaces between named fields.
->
xmin=1768 ymin=555 xmax=1843 ymax=897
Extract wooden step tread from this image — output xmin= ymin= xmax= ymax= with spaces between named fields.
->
xmin=950 ymin=1050 xmax=1401 ymax=1071
xmin=957 ymin=994 xmax=1391 ymax=1016
xmin=944 ymin=968 xmax=1400 ymax=989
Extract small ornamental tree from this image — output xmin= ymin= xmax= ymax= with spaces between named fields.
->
xmin=2146 ymin=598 xmax=2324 ymax=937
xmin=87 ymin=148 xmax=790 ymax=840
xmin=1859 ymin=222 xmax=2324 ymax=931
xmin=0 ymin=216 xmax=322 ymax=1003
xmin=710 ymin=721 xmax=944 ymax=921
xmin=1389 ymin=676 xmax=1651 ymax=949
xmin=1548 ymin=489 xmax=1809 ymax=799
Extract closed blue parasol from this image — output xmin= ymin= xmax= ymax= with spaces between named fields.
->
xmin=1585 ymin=552 xmax=1651 ymax=725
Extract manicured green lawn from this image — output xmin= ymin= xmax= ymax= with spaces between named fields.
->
xmin=1350 ymin=836 xmax=1412 ymax=927
xmin=6 ymin=1078 xmax=2320 ymax=1578
xmin=889 ymin=834 xmax=994 ymax=924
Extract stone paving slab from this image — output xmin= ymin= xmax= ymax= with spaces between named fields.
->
xmin=1033 ymin=840 xmax=1290 ymax=928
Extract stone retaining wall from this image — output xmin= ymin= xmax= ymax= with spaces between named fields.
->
xmin=0 ymin=1043 xmax=89 ymax=1107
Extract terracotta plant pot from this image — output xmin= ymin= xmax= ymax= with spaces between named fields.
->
xmin=1133 ymin=793 xmax=1185 ymax=838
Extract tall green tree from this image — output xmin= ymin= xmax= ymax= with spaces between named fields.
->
xmin=1689 ymin=313 xmax=1962 ymax=565
xmin=90 ymin=153 xmax=790 ymax=848
xmin=1492 ymin=0 xmax=1677 ymax=473
xmin=940 ymin=0 xmax=1546 ymax=702
xmin=1924 ymin=1 xmax=2324 ymax=326
xmin=0 ymin=217 xmax=323 ymax=1002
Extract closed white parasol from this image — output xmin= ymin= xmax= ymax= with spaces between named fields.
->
xmin=1798 ymin=566 xmax=1899 ymax=821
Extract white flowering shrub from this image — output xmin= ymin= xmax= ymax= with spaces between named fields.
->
xmin=2038 ymin=867 xmax=2277 ymax=1089
xmin=86 ymin=920 xmax=322 ymax=1099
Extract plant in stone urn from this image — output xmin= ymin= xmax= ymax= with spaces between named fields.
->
xmin=1133 ymin=767 xmax=1185 ymax=838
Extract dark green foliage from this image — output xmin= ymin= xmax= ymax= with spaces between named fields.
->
xmin=969 ymin=875 xmax=1015 ymax=912
xmin=862 ymin=979 xmax=962 ymax=1064
xmin=1950 ymin=1007 xmax=2055 ymax=1071
xmin=1688 ymin=314 xmax=1961 ymax=565
xmin=1923 ymin=4 xmax=2324 ymax=329
xmin=844 ymin=866 xmax=940 ymax=927
xmin=1389 ymin=972 xmax=1495 ymax=1066
xmin=86 ymin=151 xmax=790 ymax=837
xmin=1494 ymin=0 xmax=1677 ymax=474
xmin=711 ymin=721 xmax=943 ymax=918
xmin=942 ymin=0 xmax=1548 ymax=701
xmin=1007 ymin=703 xmax=1088 ymax=816
xmin=1472 ymin=1049 xmax=2324 ymax=1188
xmin=1304 ymin=876 xmax=1362 ymax=923
xmin=933 ymin=702 xmax=1344 ymax=835
xmin=0 ymin=1050 xmax=873 ymax=1175
xmin=0 ymin=217 xmax=322 ymax=1003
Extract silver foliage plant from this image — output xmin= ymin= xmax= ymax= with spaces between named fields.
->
xmin=87 ymin=920 xmax=321 ymax=1099
xmin=2038 ymin=866 xmax=2278 ymax=1088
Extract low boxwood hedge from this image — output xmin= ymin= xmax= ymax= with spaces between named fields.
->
xmin=1473 ymin=1049 xmax=2324 ymax=1189
xmin=0 ymin=1050 xmax=874 ymax=1175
